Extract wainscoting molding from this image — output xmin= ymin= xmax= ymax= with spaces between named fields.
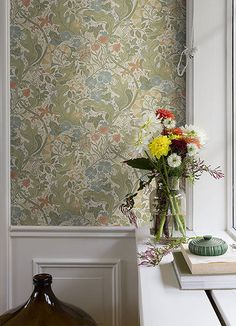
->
xmin=10 ymin=226 xmax=136 ymax=238
xmin=33 ymin=257 xmax=122 ymax=326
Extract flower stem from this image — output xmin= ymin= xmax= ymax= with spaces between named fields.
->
xmin=161 ymin=156 xmax=186 ymax=238
xmin=156 ymin=202 xmax=168 ymax=241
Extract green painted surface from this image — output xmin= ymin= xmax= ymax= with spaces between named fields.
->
xmin=10 ymin=0 xmax=186 ymax=226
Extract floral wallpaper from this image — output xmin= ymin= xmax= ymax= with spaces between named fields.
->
xmin=10 ymin=0 xmax=186 ymax=226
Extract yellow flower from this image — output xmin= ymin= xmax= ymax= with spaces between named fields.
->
xmin=148 ymin=136 xmax=171 ymax=159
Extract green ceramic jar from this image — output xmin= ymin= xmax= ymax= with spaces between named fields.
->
xmin=188 ymin=235 xmax=228 ymax=256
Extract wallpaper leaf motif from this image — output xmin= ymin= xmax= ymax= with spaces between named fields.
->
xmin=10 ymin=0 xmax=186 ymax=226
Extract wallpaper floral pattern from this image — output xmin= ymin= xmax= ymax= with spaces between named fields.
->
xmin=10 ymin=0 xmax=186 ymax=226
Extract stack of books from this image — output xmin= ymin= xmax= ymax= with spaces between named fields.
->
xmin=172 ymin=243 xmax=236 ymax=290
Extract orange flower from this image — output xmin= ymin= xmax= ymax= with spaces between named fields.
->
xmin=128 ymin=59 xmax=142 ymax=72
xmin=98 ymin=215 xmax=109 ymax=225
xmin=99 ymin=35 xmax=109 ymax=44
xmin=38 ymin=16 xmax=51 ymax=28
xmin=172 ymin=128 xmax=183 ymax=136
xmin=38 ymin=196 xmax=50 ymax=208
xmin=23 ymin=88 xmax=30 ymax=97
xmin=112 ymin=43 xmax=121 ymax=52
xmin=112 ymin=134 xmax=121 ymax=143
xmin=156 ymin=108 xmax=175 ymax=120
xmin=91 ymin=133 xmax=100 ymax=142
xmin=91 ymin=43 xmax=100 ymax=51
xmin=183 ymin=137 xmax=201 ymax=148
xmin=99 ymin=126 xmax=109 ymax=134
xmin=38 ymin=105 xmax=50 ymax=117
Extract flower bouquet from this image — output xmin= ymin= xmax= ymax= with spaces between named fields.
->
xmin=121 ymin=108 xmax=224 ymax=242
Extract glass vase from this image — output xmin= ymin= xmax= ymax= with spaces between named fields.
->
xmin=149 ymin=176 xmax=186 ymax=241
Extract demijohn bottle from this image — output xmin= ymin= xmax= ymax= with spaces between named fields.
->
xmin=0 ymin=273 xmax=97 ymax=326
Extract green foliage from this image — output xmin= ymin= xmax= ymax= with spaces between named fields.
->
xmin=124 ymin=158 xmax=154 ymax=170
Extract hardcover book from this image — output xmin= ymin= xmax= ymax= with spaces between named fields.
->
xmin=180 ymin=243 xmax=236 ymax=274
xmin=172 ymin=252 xmax=236 ymax=290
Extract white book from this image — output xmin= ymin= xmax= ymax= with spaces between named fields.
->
xmin=172 ymin=252 xmax=236 ymax=290
xmin=180 ymin=243 xmax=236 ymax=274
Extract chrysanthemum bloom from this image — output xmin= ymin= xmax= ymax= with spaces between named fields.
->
xmin=167 ymin=153 xmax=182 ymax=168
xmin=156 ymin=108 xmax=175 ymax=120
xmin=163 ymin=118 xmax=176 ymax=129
xmin=172 ymin=128 xmax=183 ymax=136
xmin=183 ymin=124 xmax=207 ymax=146
xmin=170 ymin=139 xmax=187 ymax=156
xmin=140 ymin=111 xmax=162 ymax=136
xmin=187 ymin=143 xmax=199 ymax=156
xmin=148 ymin=136 xmax=171 ymax=159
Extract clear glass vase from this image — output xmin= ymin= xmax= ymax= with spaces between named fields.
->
xmin=149 ymin=176 xmax=186 ymax=241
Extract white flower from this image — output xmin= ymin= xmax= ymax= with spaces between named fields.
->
xmin=187 ymin=143 xmax=199 ymax=156
xmin=163 ymin=118 xmax=176 ymax=129
xmin=167 ymin=153 xmax=182 ymax=168
xmin=140 ymin=111 xmax=163 ymax=135
xmin=183 ymin=124 xmax=207 ymax=146
xmin=134 ymin=131 xmax=150 ymax=155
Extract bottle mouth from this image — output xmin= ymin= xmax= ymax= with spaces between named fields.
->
xmin=33 ymin=273 xmax=52 ymax=286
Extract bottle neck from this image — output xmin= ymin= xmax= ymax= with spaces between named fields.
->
xmin=30 ymin=274 xmax=57 ymax=304
xmin=30 ymin=284 xmax=57 ymax=304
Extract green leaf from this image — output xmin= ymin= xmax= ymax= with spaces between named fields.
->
xmin=124 ymin=158 xmax=154 ymax=170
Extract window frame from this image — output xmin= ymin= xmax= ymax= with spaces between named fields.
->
xmin=227 ymin=0 xmax=236 ymax=237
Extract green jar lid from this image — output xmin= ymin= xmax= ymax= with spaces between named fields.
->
xmin=188 ymin=235 xmax=228 ymax=256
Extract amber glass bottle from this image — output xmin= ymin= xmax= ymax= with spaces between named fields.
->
xmin=0 ymin=273 xmax=97 ymax=326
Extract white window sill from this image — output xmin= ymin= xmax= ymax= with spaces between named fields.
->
xmin=136 ymin=227 xmax=236 ymax=326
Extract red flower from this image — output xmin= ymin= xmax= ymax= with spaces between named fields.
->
xmin=170 ymin=139 xmax=187 ymax=156
xmin=156 ymin=109 xmax=175 ymax=120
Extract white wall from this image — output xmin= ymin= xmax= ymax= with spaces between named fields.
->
xmin=191 ymin=0 xmax=227 ymax=231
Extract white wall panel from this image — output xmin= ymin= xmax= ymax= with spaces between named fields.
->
xmin=9 ymin=227 xmax=139 ymax=326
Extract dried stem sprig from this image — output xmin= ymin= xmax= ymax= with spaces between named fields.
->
xmin=138 ymin=238 xmax=186 ymax=266
xmin=184 ymin=158 xmax=224 ymax=181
